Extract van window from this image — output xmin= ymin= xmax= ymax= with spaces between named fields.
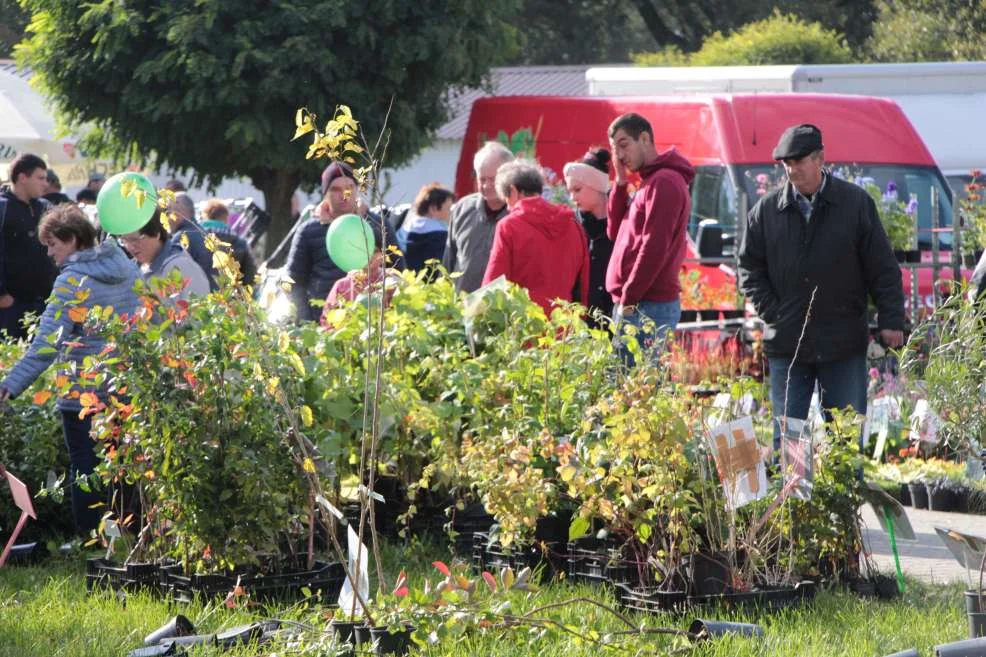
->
xmin=738 ymin=164 xmax=954 ymax=249
xmin=689 ymin=166 xmax=739 ymax=247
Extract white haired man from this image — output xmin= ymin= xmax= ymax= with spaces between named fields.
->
xmin=442 ymin=141 xmax=514 ymax=293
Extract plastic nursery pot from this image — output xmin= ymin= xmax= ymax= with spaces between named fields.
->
xmin=688 ymin=619 xmax=763 ymax=642
xmin=927 ymin=484 xmax=958 ymax=512
xmin=965 ymin=590 xmax=986 ymax=614
xmin=144 ymin=614 xmax=195 ymax=646
xmin=970 ymin=612 xmax=986 ymax=639
xmin=936 ymin=636 xmax=986 ymax=657
xmin=899 ymin=483 xmax=913 ymax=507
xmin=330 ymin=619 xmax=360 ymax=644
xmin=369 ymin=625 xmax=415 ymax=656
xmin=353 ymin=624 xmax=372 ymax=646
xmin=908 ymin=483 xmax=930 ymax=510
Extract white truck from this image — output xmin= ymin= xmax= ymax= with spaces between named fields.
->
xmin=585 ymin=61 xmax=986 ymax=196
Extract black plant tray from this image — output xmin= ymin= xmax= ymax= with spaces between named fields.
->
xmin=688 ymin=581 xmax=816 ymax=611
xmin=616 ymin=584 xmax=690 ymax=614
xmin=567 ymin=537 xmax=643 ymax=589
xmin=159 ymin=559 xmax=344 ymax=604
xmin=450 ymin=504 xmax=495 ymax=556
xmin=86 ymin=558 xmax=161 ymax=594
xmin=471 ymin=532 xmax=560 ymax=581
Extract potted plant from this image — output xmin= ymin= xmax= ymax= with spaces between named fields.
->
xmin=863 ymin=181 xmax=918 ymax=262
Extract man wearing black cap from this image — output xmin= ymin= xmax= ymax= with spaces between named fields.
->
xmin=738 ymin=124 xmax=905 ymax=447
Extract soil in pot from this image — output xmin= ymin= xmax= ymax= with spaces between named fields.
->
xmin=369 ymin=625 xmax=415 ymax=656
xmin=908 ymin=482 xmax=929 ymax=510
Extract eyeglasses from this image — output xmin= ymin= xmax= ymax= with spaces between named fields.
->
xmin=118 ymin=234 xmax=147 ymax=247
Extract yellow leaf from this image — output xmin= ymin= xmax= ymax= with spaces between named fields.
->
xmin=120 ymin=178 xmax=136 ymax=198
xmin=278 ymin=332 xmax=290 ymax=353
xmin=289 ymin=352 xmax=306 ymax=377
xmin=179 ymin=233 xmax=189 ymax=250
xmin=302 ymin=457 xmax=316 ymax=474
xmin=134 ymin=189 xmax=147 ymax=208
xmin=292 ymin=122 xmax=314 ymax=141
xmin=300 ymin=405 xmax=313 ymax=427
xmin=558 ymin=465 xmax=576 ymax=483
xmin=32 ymin=390 xmax=52 ymax=405
xmin=265 ymin=376 xmax=280 ymax=395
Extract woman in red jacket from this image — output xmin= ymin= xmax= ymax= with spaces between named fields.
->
xmin=481 ymin=160 xmax=589 ymax=316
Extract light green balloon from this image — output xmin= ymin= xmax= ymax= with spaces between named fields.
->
xmin=326 ymin=213 xmax=376 ymax=272
xmin=96 ymin=172 xmax=158 ymax=235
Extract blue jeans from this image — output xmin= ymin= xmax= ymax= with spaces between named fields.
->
xmin=0 ymin=296 xmax=45 ymax=341
xmin=61 ymin=411 xmax=102 ymax=535
xmin=613 ymin=299 xmax=681 ymax=369
xmin=768 ymin=353 xmax=867 ymax=451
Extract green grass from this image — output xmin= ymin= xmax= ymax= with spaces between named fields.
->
xmin=0 ymin=542 xmax=972 ymax=657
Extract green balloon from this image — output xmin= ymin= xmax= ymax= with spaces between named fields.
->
xmin=96 ymin=172 xmax=158 ymax=235
xmin=326 ymin=213 xmax=376 ymax=272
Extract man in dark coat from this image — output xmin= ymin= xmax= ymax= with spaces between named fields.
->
xmin=0 ymin=154 xmax=57 ymax=340
xmin=738 ymin=124 xmax=905 ymax=446
xmin=285 ymin=161 xmax=398 ymax=322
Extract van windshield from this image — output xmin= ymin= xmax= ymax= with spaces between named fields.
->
xmin=737 ymin=163 xmax=954 ymax=249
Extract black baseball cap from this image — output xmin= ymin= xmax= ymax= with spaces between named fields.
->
xmin=772 ymin=124 xmax=824 ymax=161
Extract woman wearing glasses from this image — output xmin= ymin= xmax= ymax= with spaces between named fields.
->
xmin=0 ymin=204 xmax=141 ymax=535
xmin=118 ymin=209 xmax=210 ymax=301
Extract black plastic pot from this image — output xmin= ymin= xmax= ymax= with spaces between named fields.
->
xmin=875 ymin=574 xmax=900 ymax=600
xmin=928 ymin=484 xmax=958 ymax=512
xmin=689 ymin=584 xmax=805 ymax=611
xmin=688 ymin=618 xmax=763 ymax=641
xmin=899 ymin=483 xmax=912 ymax=507
xmin=956 ymin=487 xmax=971 ymax=514
xmin=144 ymin=615 xmax=195 ymax=645
xmin=354 ymin=624 xmax=372 ymax=646
xmin=370 ymin=625 xmax=415 ymax=656
xmin=936 ymin=636 xmax=986 ymax=657
xmin=688 ymin=552 xmax=732 ymax=596
xmin=964 ymin=590 xmax=986 ymax=613
xmin=159 ymin=558 xmax=344 ymax=603
xmin=330 ymin=619 xmax=359 ymax=656
xmin=908 ymin=483 xmax=929 ymax=510
xmin=616 ymin=584 xmax=690 ymax=614
xmin=970 ymin=612 xmax=986 ymax=639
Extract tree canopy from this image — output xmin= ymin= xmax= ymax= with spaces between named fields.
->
xmin=867 ymin=0 xmax=986 ymax=62
xmin=635 ymin=11 xmax=854 ymax=66
xmin=17 ymin=0 xmax=521 ymax=253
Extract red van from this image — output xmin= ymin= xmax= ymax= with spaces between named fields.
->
xmin=454 ymin=94 xmax=958 ymax=317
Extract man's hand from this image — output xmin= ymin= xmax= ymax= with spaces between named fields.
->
xmin=610 ymin=141 xmax=628 ymax=185
xmin=880 ymin=329 xmax=904 ymax=349
xmin=0 ymin=294 xmax=13 ymax=309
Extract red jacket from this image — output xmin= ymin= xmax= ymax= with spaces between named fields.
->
xmin=606 ymin=148 xmax=695 ymax=306
xmin=482 ymin=195 xmax=589 ymax=315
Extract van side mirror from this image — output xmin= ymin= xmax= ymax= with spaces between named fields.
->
xmin=696 ymin=220 xmax=724 ymax=259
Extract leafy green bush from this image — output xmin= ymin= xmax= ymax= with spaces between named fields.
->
xmin=634 ymin=11 xmax=853 ymax=66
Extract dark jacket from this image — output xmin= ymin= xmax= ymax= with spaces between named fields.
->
xmin=576 ymin=209 xmax=615 ymax=324
xmin=170 ymin=218 xmax=219 ymax=291
xmin=201 ymin=221 xmax=258 ymax=286
xmin=0 ymin=189 xmax=56 ymax=300
xmin=738 ymin=175 xmax=905 ymax=363
xmin=285 ymin=212 xmax=396 ymax=322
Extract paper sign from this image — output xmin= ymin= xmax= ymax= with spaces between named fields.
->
xmin=3 ymin=470 xmax=35 ymax=520
xmin=865 ymin=397 xmax=897 ymax=459
xmin=910 ymin=399 xmax=940 ymax=444
xmin=707 ymin=416 xmax=768 ymax=510
xmin=778 ymin=417 xmax=813 ymax=500
xmin=337 ymin=525 xmax=370 ymax=616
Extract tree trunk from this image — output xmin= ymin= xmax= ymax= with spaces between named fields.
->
xmin=251 ymin=168 xmax=302 ymax=263
xmin=628 ymin=0 xmax=690 ymax=50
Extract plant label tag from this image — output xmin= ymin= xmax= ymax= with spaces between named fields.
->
xmin=2 ymin=468 xmax=35 ymax=519
xmin=778 ymin=417 xmax=813 ymax=501
xmin=707 ymin=416 xmax=768 ymax=510
xmin=315 ymin=494 xmax=345 ymax=521
xmin=337 ymin=525 xmax=369 ymax=615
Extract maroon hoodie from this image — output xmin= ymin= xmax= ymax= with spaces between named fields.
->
xmin=605 ymin=148 xmax=695 ymax=306
xmin=482 ymin=195 xmax=589 ymax=315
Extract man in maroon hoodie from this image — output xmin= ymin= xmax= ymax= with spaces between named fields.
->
xmin=482 ymin=160 xmax=589 ymax=316
xmin=607 ymin=113 xmax=696 ymax=368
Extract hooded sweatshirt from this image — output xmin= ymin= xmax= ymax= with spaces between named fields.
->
xmin=145 ymin=241 xmax=211 ymax=302
xmin=481 ymin=195 xmax=589 ymax=316
xmin=605 ymin=148 xmax=695 ymax=306
xmin=2 ymin=240 xmax=141 ymax=411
